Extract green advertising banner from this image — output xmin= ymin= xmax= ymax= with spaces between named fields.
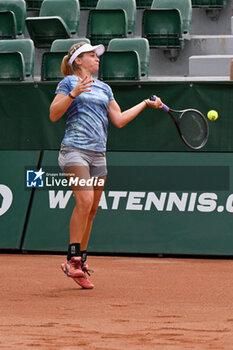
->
xmin=22 ymin=150 xmax=233 ymax=256
xmin=0 ymin=151 xmax=40 ymax=249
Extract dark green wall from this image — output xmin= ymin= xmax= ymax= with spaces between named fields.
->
xmin=0 ymin=81 xmax=232 ymax=151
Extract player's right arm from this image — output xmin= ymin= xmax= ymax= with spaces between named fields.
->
xmin=50 ymin=76 xmax=93 ymax=122
xmin=108 ymin=96 xmax=163 ymax=128
xmin=50 ymin=93 xmax=74 ymax=122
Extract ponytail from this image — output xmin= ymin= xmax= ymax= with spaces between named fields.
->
xmin=61 ymin=55 xmax=73 ymax=77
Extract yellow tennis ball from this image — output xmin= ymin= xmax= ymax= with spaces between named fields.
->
xmin=207 ymin=110 xmax=218 ymax=121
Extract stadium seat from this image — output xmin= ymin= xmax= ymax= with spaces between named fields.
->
xmin=151 ymin=0 xmax=192 ymax=34
xmin=41 ymin=52 xmax=64 ymax=81
xmin=98 ymin=51 xmax=141 ymax=81
xmin=0 ymin=52 xmax=25 ymax=81
xmin=25 ymin=0 xmax=44 ymax=11
xmin=142 ymin=9 xmax=184 ymax=50
xmin=41 ymin=38 xmax=91 ymax=81
xmin=191 ymin=0 xmax=226 ymax=8
xmin=191 ymin=0 xmax=226 ymax=20
xmin=0 ymin=0 xmax=26 ymax=36
xmin=107 ymin=38 xmax=150 ymax=76
xmin=0 ymin=11 xmax=17 ymax=39
xmin=51 ymin=38 xmax=90 ymax=52
xmin=87 ymin=9 xmax=127 ymax=46
xmin=96 ymin=0 xmax=136 ymax=34
xmin=0 ymin=39 xmax=34 ymax=77
xmin=26 ymin=0 xmax=80 ymax=48
xmin=79 ymin=0 xmax=98 ymax=9
xmin=136 ymin=0 xmax=153 ymax=7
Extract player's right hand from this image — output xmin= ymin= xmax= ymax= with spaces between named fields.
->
xmin=71 ymin=76 xmax=93 ymax=97
xmin=146 ymin=95 xmax=163 ymax=109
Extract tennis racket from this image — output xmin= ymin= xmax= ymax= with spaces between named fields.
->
xmin=149 ymin=95 xmax=209 ymax=150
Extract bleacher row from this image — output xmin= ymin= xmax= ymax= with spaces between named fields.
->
xmin=0 ymin=0 xmax=230 ymax=81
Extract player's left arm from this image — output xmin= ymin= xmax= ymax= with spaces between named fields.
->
xmin=108 ymin=97 xmax=162 ymax=128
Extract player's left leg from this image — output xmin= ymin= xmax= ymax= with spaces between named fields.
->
xmin=73 ymin=177 xmax=106 ymax=289
xmin=81 ymin=176 xmax=106 ymax=250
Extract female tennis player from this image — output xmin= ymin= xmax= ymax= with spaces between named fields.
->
xmin=50 ymin=42 xmax=163 ymax=289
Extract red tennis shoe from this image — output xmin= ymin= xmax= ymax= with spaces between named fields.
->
xmin=72 ymin=263 xmax=94 ymax=289
xmin=61 ymin=256 xmax=84 ymax=278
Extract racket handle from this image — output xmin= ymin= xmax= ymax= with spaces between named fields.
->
xmin=149 ymin=95 xmax=170 ymax=112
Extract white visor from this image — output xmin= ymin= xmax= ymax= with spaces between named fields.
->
xmin=68 ymin=43 xmax=105 ymax=65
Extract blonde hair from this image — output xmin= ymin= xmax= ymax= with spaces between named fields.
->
xmin=61 ymin=41 xmax=87 ymax=77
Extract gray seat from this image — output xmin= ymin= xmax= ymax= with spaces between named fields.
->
xmin=189 ymin=55 xmax=233 ymax=76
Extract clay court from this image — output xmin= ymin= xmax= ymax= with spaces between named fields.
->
xmin=1 ymin=254 xmax=233 ymax=350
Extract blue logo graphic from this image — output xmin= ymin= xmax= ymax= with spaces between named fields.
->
xmin=26 ymin=168 xmax=45 ymax=188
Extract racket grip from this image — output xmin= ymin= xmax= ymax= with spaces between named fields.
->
xmin=149 ymin=95 xmax=170 ymax=112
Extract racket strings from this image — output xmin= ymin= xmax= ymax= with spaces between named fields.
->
xmin=179 ymin=111 xmax=208 ymax=148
